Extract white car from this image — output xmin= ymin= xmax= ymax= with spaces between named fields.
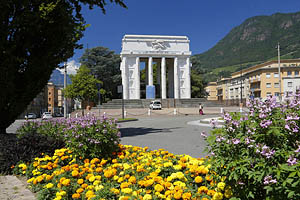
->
xmin=149 ymin=100 xmax=162 ymax=110
xmin=42 ymin=112 xmax=53 ymax=120
xmin=25 ymin=113 xmax=37 ymax=119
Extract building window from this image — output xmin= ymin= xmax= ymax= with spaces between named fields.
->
xmin=267 ymin=92 xmax=272 ymax=96
xmin=274 ymin=83 xmax=279 ymax=88
xmin=266 ymin=83 xmax=271 ymax=88
xmin=275 ymin=92 xmax=280 ymax=97
xmin=295 ymin=71 xmax=299 ymax=76
xmin=266 ymin=73 xmax=271 ymax=78
xmin=288 ymin=71 xmax=292 ymax=77
xmin=274 ymin=73 xmax=279 ymax=78
xmin=288 ymin=82 xmax=293 ymax=87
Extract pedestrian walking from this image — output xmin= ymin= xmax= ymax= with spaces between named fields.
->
xmin=199 ymin=103 xmax=204 ymax=115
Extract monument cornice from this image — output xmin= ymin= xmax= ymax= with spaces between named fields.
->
xmin=121 ymin=50 xmax=192 ymax=57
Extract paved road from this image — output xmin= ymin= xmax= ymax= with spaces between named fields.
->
xmin=120 ymin=115 xmax=215 ymax=158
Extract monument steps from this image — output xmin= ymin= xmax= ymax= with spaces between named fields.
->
xmin=99 ymin=98 xmax=223 ymax=109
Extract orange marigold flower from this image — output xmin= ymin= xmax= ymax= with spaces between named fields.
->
xmin=195 ymin=176 xmax=203 ymax=183
xmin=72 ymin=193 xmax=80 ymax=199
xmin=77 ymin=179 xmax=84 ymax=184
xmin=174 ymin=192 xmax=182 ymax=199
xmin=76 ymin=188 xmax=84 ymax=194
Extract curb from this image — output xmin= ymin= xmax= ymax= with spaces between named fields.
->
xmin=117 ymin=119 xmax=139 ymax=123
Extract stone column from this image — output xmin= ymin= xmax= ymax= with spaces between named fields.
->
xmin=161 ymin=57 xmax=166 ymax=99
xmin=148 ymin=57 xmax=153 ymax=85
xmin=135 ymin=57 xmax=140 ymax=99
xmin=186 ymin=57 xmax=191 ymax=98
xmin=121 ymin=56 xmax=128 ymax=99
xmin=174 ymin=57 xmax=179 ymax=99
xmin=157 ymin=60 xmax=161 ymax=85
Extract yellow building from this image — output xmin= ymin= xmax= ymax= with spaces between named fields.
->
xmin=206 ymin=59 xmax=300 ymax=105
xmin=205 ymin=82 xmax=217 ymax=100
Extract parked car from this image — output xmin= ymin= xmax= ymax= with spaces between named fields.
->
xmin=42 ymin=112 xmax=53 ymax=120
xmin=54 ymin=113 xmax=64 ymax=117
xmin=149 ymin=100 xmax=162 ymax=110
xmin=25 ymin=113 xmax=37 ymax=119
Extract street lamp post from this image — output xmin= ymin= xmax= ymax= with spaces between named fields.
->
xmin=277 ymin=43 xmax=282 ymax=102
xmin=64 ymin=62 xmax=67 ymax=118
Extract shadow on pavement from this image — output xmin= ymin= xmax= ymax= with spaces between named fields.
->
xmin=120 ymin=127 xmax=181 ymax=137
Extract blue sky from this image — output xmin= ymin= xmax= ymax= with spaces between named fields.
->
xmin=71 ymin=0 xmax=300 ymax=64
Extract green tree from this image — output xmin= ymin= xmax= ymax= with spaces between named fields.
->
xmin=191 ymin=69 xmax=205 ymax=98
xmin=80 ymin=47 xmax=121 ymax=101
xmin=0 ymin=0 xmax=126 ymax=133
xmin=64 ymin=65 xmax=102 ymax=114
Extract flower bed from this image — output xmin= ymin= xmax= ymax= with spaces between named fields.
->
xmin=14 ymin=145 xmax=230 ymax=200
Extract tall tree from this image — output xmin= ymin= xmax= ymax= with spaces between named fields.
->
xmin=191 ymin=69 xmax=205 ymax=98
xmin=80 ymin=47 xmax=121 ymax=101
xmin=0 ymin=0 xmax=126 ymax=133
xmin=64 ymin=65 xmax=102 ymax=114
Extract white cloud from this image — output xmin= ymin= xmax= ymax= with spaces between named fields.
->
xmin=57 ymin=60 xmax=80 ymax=75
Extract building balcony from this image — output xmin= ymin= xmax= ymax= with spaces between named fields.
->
xmin=249 ymin=78 xmax=261 ymax=83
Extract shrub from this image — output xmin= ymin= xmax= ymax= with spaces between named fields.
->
xmin=206 ymin=95 xmax=300 ymax=199
xmin=17 ymin=115 xmax=121 ymax=159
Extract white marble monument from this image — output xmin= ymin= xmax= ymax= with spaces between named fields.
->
xmin=120 ymin=35 xmax=191 ymax=99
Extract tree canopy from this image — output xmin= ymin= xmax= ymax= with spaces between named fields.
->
xmin=80 ymin=46 xmax=121 ymax=101
xmin=0 ymin=0 xmax=126 ymax=133
xmin=64 ymin=65 xmax=101 ymax=103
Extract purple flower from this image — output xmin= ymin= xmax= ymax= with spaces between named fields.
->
xmin=232 ymin=138 xmax=240 ymax=144
xmin=260 ymin=120 xmax=272 ymax=128
xmin=287 ymin=156 xmax=298 ymax=166
xmin=295 ymin=145 xmax=300 ymax=153
xmin=264 ymin=175 xmax=277 ymax=185
xmin=200 ymin=131 xmax=207 ymax=138
xmin=261 ymin=145 xmax=275 ymax=159
xmin=210 ymin=119 xmax=218 ymax=128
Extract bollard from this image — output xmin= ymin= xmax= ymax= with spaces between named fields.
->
xmin=148 ymin=109 xmax=151 ymax=116
xmin=75 ymin=113 xmax=78 ymax=118
xmin=68 ymin=114 xmax=71 ymax=118
xmin=103 ymin=112 xmax=106 ymax=116
xmin=174 ymin=109 xmax=177 ymax=115
xmin=239 ymin=107 xmax=243 ymax=113
xmin=124 ymin=110 xmax=127 ymax=118
xmin=220 ymin=107 xmax=224 ymax=114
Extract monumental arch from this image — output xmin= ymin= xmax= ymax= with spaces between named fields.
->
xmin=120 ymin=35 xmax=191 ymax=99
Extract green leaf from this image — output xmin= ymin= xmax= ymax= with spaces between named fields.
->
xmin=288 ymin=191 xmax=295 ymax=198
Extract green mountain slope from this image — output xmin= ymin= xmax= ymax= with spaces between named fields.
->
xmin=193 ymin=11 xmax=300 ymax=82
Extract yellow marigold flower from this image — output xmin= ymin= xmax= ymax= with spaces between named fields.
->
xmin=121 ymin=188 xmax=133 ymax=194
xmin=36 ymin=176 xmax=44 ymax=183
xmin=195 ymin=176 xmax=203 ymax=183
xmin=111 ymin=188 xmax=120 ymax=195
xmin=174 ymin=192 xmax=182 ymax=199
xmin=95 ymin=185 xmax=104 ymax=191
xmin=198 ymin=186 xmax=208 ymax=194
xmin=143 ymin=194 xmax=152 ymax=200
xmin=46 ymin=175 xmax=52 ymax=181
xmin=217 ymin=182 xmax=226 ymax=191
xmin=154 ymin=184 xmax=164 ymax=192
xmin=89 ymin=176 xmax=95 ymax=182
xmin=27 ymin=177 xmax=35 ymax=183
xmin=77 ymin=179 xmax=84 ymax=185
xmin=212 ymin=192 xmax=223 ymax=200
xmin=118 ymin=177 xmax=124 ymax=183
xmin=93 ymin=180 xmax=101 ymax=186
xmin=44 ymin=183 xmax=54 ymax=189
xmin=129 ymin=176 xmax=136 ymax=184
xmin=121 ymin=182 xmax=130 ymax=189
xmin=113 ymin=175 xmax=119 ymax=181
xmin=72 ymin=170 xmax=79 ymax=177
xmin=173 ymin=164 xmax=182 ymax=170
xmin=182 ymin=192 xmax=192 ymax=200
xmin=144 ymin=179 xmax=154 ymax=187
xmin=62 ymin=179 xmax=71 ymax=186
xmin=119 ymin=196 xmax=129 ymax=200
xmin=76 ymin=188 xmax=84 ymax=194
xmin=72 ymin=193 xmax=81 ymax=199
xmin=85 ymin=190 xmax=95 ymax=199
xmin=87 ymin=185 xmax=94 ymax=190
xmin=95 ymin=175 xmax=101 ymax=180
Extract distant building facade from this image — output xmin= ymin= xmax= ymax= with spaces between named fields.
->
xmin=205 ymin=59 xmax=300 ymax=105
